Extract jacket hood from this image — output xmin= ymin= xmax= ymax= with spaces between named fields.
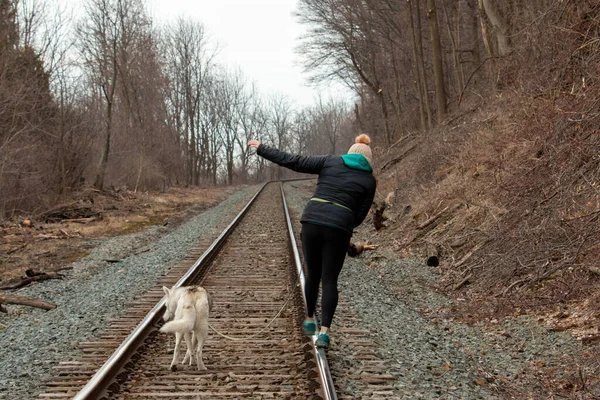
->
xmin=341 ymin=153 xmax=373 ymax=172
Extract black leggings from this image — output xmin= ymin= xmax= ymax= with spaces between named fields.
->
xmin=300 ymin=223 xmax=351 ymax=328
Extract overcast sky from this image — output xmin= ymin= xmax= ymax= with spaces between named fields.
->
xmin=146 ymin=0 xmax=352 ymax=107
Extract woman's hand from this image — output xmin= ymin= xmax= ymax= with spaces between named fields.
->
xmin=248 ymin=140 xmax=261 ymax=149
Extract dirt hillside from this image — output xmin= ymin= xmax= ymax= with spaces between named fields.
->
xmin=372 ymin=91 xmax=600 ymax=345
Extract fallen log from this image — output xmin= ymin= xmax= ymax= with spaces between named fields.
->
xmin=0 ymin=291 xmax=56 ymax=310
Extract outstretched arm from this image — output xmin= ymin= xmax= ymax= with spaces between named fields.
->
xmin=249 ymin=140 xmax=328 ymax=174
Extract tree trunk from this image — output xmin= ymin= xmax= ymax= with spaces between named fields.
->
xmin=379 ymin=91 xmax=393 ymax=145
xmin=426 ymin=0 xmax=448 ymax=122
xmin=94 ymin=97 xmax=113 ymax=190
xmin=481 ymin=0 xmax=511 ymax=56
xmin=465 ymin=0 xmax=482 ymax=83
xmin=408 ymin=0 xmax=427 ymax=133
xmin=415 ymin=1 xmax=433 ymax=129
xmin=444 ymin=2 xmax=465 ymax=103
xmin=478 ymin=0 xmax=496 ymax=87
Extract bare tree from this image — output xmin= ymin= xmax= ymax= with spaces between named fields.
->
xmin=234 ymin=82 xmax=270 ymax=183
xmin=426 ymin=0 xmax=447 ymax=121
xmin=268 ymin=93 xmax=295 ymax=180
xmin=13 ymin=0 xmax=70 ymax=76
xmin=161 ymin=17 xmax=217 ymax=185
xmin=211 ymin=69 xmax=245 ymax=185
xmin=77 ymin=0 xmax=124 ymax=190
xmin=314 ymin=96 xmax=350 ymax=154
xmin=0 ymin=0 xmax=61 ymax=217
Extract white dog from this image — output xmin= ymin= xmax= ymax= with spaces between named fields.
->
xmin=160 ymin=285 xmax=211 ymax=370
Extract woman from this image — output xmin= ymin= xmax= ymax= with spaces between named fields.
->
xmin=248 ymin=134 xmax=376 ymax=348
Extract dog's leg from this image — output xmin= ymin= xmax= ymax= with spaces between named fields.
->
xmin=195 ymin=327 xmax=208 ymax=370
xmin=182 ymin=332 xmax=194 ymax=366
xmin=170 ymin=332 xmax=183 ymax=370
xmin=185 ymin=332 xmax=198 ymax=366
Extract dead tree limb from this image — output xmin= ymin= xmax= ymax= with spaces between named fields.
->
xmin=381 ymin=142 xmax=418 ymax=171
xmin=61 ymin=217 xmax=98 ymax=224
xmin=453 ymin=274 xmax=472 ymax=291
xmin=585 ymin=266 xmax=600 ymax=276
xmin=6 ymin=242 xmax=29 ymax=255
xmin=418 ymin=203 xmax=461 ymax=230
xmin=453 ymin=239 xmax=490 ymax=268
xmin=0 ymin=272 xmax=63 ymax=290
xmin=0 ymin=292 xmax=56 ymax=310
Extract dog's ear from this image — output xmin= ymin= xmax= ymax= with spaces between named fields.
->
xmin=163 ymin=286 xmax=171 ymax=296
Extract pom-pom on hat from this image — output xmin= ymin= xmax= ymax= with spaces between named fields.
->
xmin=347 ymin=134 xmax=373 ymax=165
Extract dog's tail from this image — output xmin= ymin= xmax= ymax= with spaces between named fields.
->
xmin=160 ymin=303 xmax=196 ymax=333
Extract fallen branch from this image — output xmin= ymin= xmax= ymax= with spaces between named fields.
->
xmin=453 ymin=239 xmax=490 ymax=269
xmin=499 ymin=261 xmax=555 ymax=297
xmin=0 ymin=271 xmax=63 ymax=290
xmin=453 ymin=274 xmax=472 ymax=291
xmin=387 ymin=134 xmax=413 ymax=152
xmin=0 ymin=291 xmax=56 ymax=310
xmin=584 ymin=266 xmax=600 ymax=276
xmin=61 ymin=217 xmax=97 ymax=224
xmin=499 ymin=277 xmax=529 ymax=297
xmin=418 ymin=203 xmax=461 ymax=230
xmin=381 ymin=142 xmax=418 ymax=171
xmin=6 ymin=242 xmax=29 ymax=255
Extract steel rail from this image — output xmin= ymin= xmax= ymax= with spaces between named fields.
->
xmin=280 ymin=182 xmax=338 ymax=400
xmin=73 ymin=182 xmax=268 ymax=400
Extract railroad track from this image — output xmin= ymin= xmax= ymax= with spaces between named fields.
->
xmin=39 ymin=181 xmax=398 ymax=400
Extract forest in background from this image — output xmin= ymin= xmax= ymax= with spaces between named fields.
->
xmin=0 ymin=0 xmax=358 ymax=220
xmin=2 ymin=0 xmax=600 ymax=317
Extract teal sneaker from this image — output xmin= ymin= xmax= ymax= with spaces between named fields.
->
xmin=303 ymin=320 xmax=317 ymax=336
xmin=315 ymin=332 xmax=330 ymax=348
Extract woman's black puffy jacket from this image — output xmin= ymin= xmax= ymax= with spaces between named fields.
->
xmin=257 ymin=144 xmax=377 ymax=234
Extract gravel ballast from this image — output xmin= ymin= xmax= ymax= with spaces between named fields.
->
xmin=0 ymin=186 xmax=257 ymax=400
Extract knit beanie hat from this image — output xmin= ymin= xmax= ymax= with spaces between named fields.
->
xmin=347 ymin=134 xmax=373 ymax=165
